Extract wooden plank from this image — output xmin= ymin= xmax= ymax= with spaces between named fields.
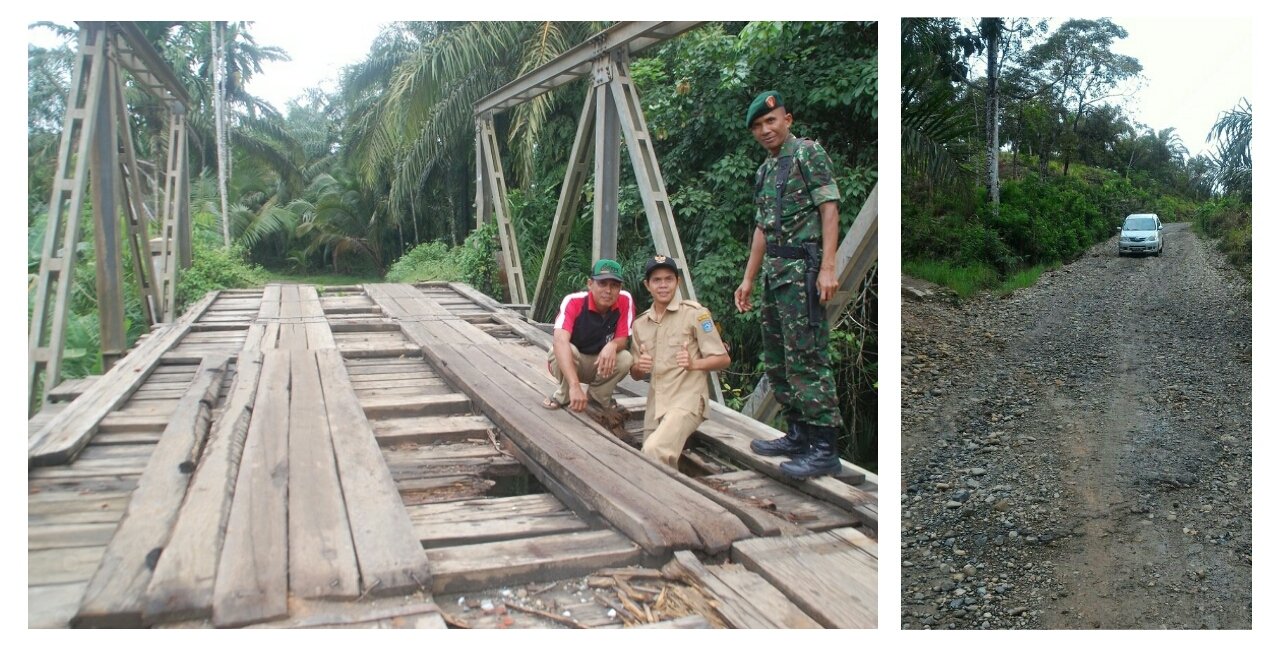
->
xmin=244 ymin=592 xmax=442 ymax=629
xmin=276 ymin=284 xmax=308 ymax=351
xmin=406 ymin=494 xmax=589 ymax=547
xmin=47 ymin=376 xmax=99 ymax=402
xmin=29 ymin=546 xmax=106 ymax=587
xmin=366 ymin=284 xmax=750 ymax=555
xmin=660 ymin=551 xmax=820 ymax=629
xmin=339 ymin=343 xmax=423 ymax=359
xmin=372 ymin=415 xmax=494 ymax=445
xmin=287 ymin=350 xmax=360 ymax=600
xmin=73 ymin=355 xmax=230 ymax=627
xmin=730 ymin=530 xmax=877 ymax=629
xmin=316 ymin=349 xmax=431 ymax=595
xmin=362 ymin=393 xmax=473 ymax=419
xmin=29 ymin=522 xmax=117 ymax=550
xmin=425 ymin=530 xmax=643 ymax=594
xmin=703 ymin=470 xmax=858 ymax=531
xmin=99 ymin=412 xmax=170 ymax=434
xmin=142 ymin=351 xmax=265 ymax=623
xmin=211 ymin=350 xmax=290 ymax=627
xmin=631 ymin=615 xmax=713 ymax=629
xmin=86 ymin=430 xmax=163 ymax=445
xmin=698 ymin=417 xmax=878 ymax=531
xmin=299 ymin=284 xmax=337 ymax=349
xmin=30 ymin=582 xmax=88 ymax=628
xmin=29 ymin=291 xmax=220 ymax=466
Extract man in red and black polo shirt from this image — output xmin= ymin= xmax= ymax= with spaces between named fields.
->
xmin=543 ymin=259 xmax=635 ymax=412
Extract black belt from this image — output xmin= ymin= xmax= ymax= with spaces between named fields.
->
xmin=766 ymin=243 xmax=806 ymax=259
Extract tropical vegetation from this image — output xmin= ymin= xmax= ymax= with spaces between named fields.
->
xmin=902 ymin=17 xmax=1252 ymax=295
xmin=27 ymin=21 xmax=877 ymax=467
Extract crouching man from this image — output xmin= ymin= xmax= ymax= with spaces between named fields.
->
xmin=629 ymin=255 xmax=731 ymax=469
xmin=544 ymin=258 xmax=635 ymax=412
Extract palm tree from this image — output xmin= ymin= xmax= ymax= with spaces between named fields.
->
xmin=341 ymin=21 xmax=605 ymax=247
xmin=1207 ymin=98 xmax=1251 ymax=200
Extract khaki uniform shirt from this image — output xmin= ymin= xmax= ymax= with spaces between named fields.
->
xmin=631 ymin=299 xmax=728 ymax=430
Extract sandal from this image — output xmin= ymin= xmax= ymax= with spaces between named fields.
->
xmin=541 ymin=396 xmax=564 ymax=410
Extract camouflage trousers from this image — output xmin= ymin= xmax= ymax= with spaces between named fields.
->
xmin=761 ymin=277 xmax=843 ymax=428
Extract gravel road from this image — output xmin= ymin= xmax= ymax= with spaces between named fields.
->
xmin=900 ymin=223 xmax=1252 ymax=629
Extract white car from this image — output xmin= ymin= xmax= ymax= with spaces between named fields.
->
xmin=1117 ymin=213 xmax=1163 ymax=256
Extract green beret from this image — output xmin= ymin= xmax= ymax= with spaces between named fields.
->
xmin=745 ymin=90 xmax=785 ymax=128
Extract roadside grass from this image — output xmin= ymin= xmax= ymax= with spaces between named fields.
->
xmin=995 ymin=262 xmax=1059 ymax=296
xmin=903 ymin=260 xmax=997 ymax=298
xmin=905 ymin=259 xmax=1058 ymax=298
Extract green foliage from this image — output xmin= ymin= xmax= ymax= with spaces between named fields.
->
xmin=1193 ymin=197 xmax=1251 ymax=271
xmin=903 ymin=259 xmax=999 ymax=298
xmin=385 ymin=240 xmax=465 ymax=283
xmin=175 ymin=242 xmax=268 ymax=311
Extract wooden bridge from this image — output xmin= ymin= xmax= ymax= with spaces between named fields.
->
xmin=28 ymin=282 xmax=877 ymax=629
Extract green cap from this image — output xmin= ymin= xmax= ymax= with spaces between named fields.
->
xmin=590 ymin=258 xmax=624 ymax=282
xmin=745 ymin=90 xmax=785 ymax=128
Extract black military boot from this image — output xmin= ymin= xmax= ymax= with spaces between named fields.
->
xmin=780 ymin=425 xmax=841 ymax=479
xmin=750 ymin=420 xmax=808 ymax=457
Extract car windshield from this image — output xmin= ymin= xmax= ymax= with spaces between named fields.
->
xmin=1124 ymin=217 xmax=1156 ymax=231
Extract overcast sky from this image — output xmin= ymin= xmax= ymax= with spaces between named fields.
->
xmin=1107 ymin=17 xmax=1251 ymax=158
xmin=187 ymin=18 xmax=1254 ymax=158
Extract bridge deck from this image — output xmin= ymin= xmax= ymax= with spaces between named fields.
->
xmin=28 ymin=282 xmax=876 ymax=629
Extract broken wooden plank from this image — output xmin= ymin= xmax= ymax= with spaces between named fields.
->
xmin=143 ymin=351 xmax=265 ymax=623
xmin=244 ymin=592 xmax=442 ymax=629
xmin=316 ymin=348 xmax=431 ymax=596
xmin=698 ymin=417 xmax=877 ymax=531
xmin=406 ymin=494 xmax=590 ymax=547
xmin=211 ymin=350 xmax=291 ymax=627
xmin=425 ymin=530 xmax=643 ymax=595
xmin=730 ymin=529 xmax=877 ymax=628
xmin=29 ymin=291 xmax=220 ymax=466
xmin=660 ymin=551 xmax=820 ymax=629
xmin=703 ymin=470 xmax=858 ymax=532
xmin=72 ymin=354 xmax=229 ymax=627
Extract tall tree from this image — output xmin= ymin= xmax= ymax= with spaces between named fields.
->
xmin=1207 ymin=98 xmax=1251 ymax=199
xmin=1024 ymin=19 xmax=1142 ymax=176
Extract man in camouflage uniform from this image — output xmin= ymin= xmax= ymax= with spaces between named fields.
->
xmin=734 ymin=90 xmax=844 ymax=480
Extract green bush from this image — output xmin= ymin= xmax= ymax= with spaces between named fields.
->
xmin=385 ymin=240 xmax=465 ymax=283
xmin=1194 ymin=197 xmax=1251 ymax=271
xmin=176 ymin=243 xmax=268 ymax=310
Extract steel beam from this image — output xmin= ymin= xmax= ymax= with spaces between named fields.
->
xmin=114 ymin=63 xmax=161 ymax=327
xmin=103 ymin=21 xmax=190 ymax=106
xmin=740 ymin=184 xmax=879 ymax=423
xmin=477 ymin=117 xmax=529 ymax=305
xmin=530 ymin=87 xmax=598 ymax=320
xmin=29 ymin=24 xmax=109 ymax=412
xmin=91 ymin=60 xmax=127 ymax=369
xmin=474 ymin=22 xmax=701 ymax=118
xmin=592 ymin=60 xmax=621 ymax=263
xmin=605 ymin=53 xmax=722 ymax=403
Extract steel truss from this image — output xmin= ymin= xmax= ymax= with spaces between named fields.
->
xmin=28 ymin=22 xmax=190 ymax=413
xmin=473 ymin=22 xmax=725 ymax=402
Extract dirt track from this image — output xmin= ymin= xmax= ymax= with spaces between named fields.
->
xmin=900 ymin=223 xmax=1252 ymax=629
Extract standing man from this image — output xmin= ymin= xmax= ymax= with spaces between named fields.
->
xmin=544 ymin=258 xmax=635 ymax=413
xmin=734 ymin=90 xmax=844 ymax=480
xmin=629 ymin=255 xmax=731 ymax=469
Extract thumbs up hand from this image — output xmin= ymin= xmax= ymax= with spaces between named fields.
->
xmin=676 ymin=341 xmax=692 ymax=370
xmin=634 ymin=342 xmax=654 ymax=376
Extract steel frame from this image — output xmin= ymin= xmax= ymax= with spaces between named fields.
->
xmin=28 ymin=22 xmax=189 ymax=413
xmin=473 ymin=22 xmax=724 ymax=401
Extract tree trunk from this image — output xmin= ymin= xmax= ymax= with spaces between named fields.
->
xmin=984 ymin=20 xmax=1000 ymax=214
xmin=212 ymin=21 xmax=231 ymax=248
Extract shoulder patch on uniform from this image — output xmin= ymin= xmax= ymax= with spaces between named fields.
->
xmin=697 ymin=310 xmax=714 ymax=333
